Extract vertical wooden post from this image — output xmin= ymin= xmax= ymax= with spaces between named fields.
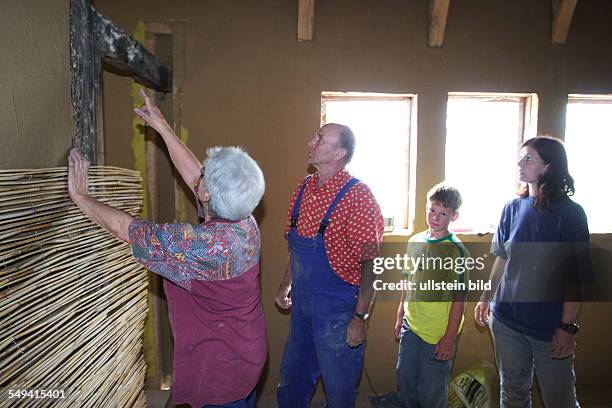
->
xmin=93 ymin=38 xmax=105 ymax=166
xmin=143 ymin=21 xmax=186 ymax=391
xmin=69 ymin=0 xmax=96 ymax=163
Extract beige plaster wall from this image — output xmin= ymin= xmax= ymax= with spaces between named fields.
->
xmin=97 ymin=0 xmax=612 ymax=396
xmin=0 ymin=0 xmax=72 ymax=169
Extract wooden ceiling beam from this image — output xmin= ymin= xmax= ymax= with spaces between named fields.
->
xmin=428 ymin=0 xmax=451 ymax=47
xmin=298 ymin=0 xmax=315 ymax=42
xmin=552 ymin=0 xmax=578 ymax=45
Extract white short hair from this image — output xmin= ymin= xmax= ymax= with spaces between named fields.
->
xmin=203 ymin=146 xmax=265 ymax=221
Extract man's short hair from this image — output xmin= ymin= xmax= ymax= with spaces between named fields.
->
xmin=427 ymin=183 xmax=462 ymax=212
xmin=203 ymin=146 xmax=265 ymax=221
xmin=334 ymin=124 xmax=356 ymax=163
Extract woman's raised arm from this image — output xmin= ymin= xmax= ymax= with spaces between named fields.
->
xmin=134 ymin=89 xmax=202 ymax=188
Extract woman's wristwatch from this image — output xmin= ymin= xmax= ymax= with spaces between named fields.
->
xmin=558 ymin=321 xmax=580 ymax=335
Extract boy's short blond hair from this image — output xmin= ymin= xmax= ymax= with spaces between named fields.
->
xmin=427 ymin=183 xmax=462 ymax=212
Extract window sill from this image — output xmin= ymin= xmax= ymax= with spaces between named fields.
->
xmin=383 ymin=227 xmax=497 ymax=243
xmin=383 ymin=228 xmax=413 ymax=243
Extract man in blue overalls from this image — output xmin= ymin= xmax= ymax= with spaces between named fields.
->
xmin=275 ymin=123 xmax=384 ymax=407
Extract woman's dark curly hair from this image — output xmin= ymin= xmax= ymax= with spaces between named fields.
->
xmin=519 ymin=136 xmax=575 ymax=209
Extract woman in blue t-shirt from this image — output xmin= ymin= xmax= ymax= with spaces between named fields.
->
xmin=474 ymin=136 xmax=591 ymax=408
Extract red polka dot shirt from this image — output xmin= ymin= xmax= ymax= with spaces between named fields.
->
xmin=285 ymin=170 xmax=384 ymax=286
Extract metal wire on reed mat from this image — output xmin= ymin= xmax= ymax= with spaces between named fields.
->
xmin=0 ymin=167 xmax=148 ymax=407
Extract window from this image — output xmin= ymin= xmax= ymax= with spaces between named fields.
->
xmin=321 ymin=92 xmax=415 ymax=231
xmin=564 ymin=94 xmax=612 ymax=233
xmin=445 ymin=92 xmax=538 ymax=233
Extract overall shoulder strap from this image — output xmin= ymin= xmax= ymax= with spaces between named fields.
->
xmin=290 ymin=175 xmax=313 ymax=229
xmin=318 ymin=178 xmax=360 ymax=235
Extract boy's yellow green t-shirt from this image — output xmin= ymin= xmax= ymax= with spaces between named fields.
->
xmin=402 ymin=230 xmax=469 ymax=344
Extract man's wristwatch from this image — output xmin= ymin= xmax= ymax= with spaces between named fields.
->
xmin=353 ymin=312 xmax=369 ymax=321
xmin=558 ymin=321 xmax=580 ymax=335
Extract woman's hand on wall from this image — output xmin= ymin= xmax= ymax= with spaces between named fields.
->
xmin=67 ymin=148 xmax=134 ymax=243
xmin=67 ymin=148 xmax=89 ymax=202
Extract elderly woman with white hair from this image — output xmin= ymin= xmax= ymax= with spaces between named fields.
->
xmin=67 ymin=91 xmax=267 ymax=408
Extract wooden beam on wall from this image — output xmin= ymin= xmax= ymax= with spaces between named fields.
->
xmin=91 ymin=7 xmax=172 ymax=92
xmin=69 ymin=0 xmax=96 ymax=162
xmin=428 ymin=0 xmax=451 ymax=48
xmin=142 ymin=21 xmax=187 ymax=390
xmin=298 ymin=0 xmax=315 ymax=42
xmin=552 ymin=0 xmax=578 ymax=45
xmin=70 ymin=0 xmax=172 ymax=164
xmin=93 ymin=32 xmax=105 ymax=166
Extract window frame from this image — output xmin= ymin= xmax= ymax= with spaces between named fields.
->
xmin=445 ymin=91 xmax=539 ymax=234
xmin=564 ymin=93 xmax=612 ymax=233
xmin=320 ymin=91 xmax=417 ymax=232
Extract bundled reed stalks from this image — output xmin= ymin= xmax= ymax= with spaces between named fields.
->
xmin=0 ymin=167 xmax=148 ymax=407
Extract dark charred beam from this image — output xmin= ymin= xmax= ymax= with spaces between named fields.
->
xmin=69 ymin=0 xmax=96 ymax=162
xmin=70 ymin=0 xmax=172 ymax=163
xmin=93 ymin=27 xmax=105 ymax=166
xmin=91 ymin=6 xmax=172 ymax=93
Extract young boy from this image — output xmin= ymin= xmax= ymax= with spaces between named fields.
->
xmin=395 ymin=183 xmax=468 ymax=408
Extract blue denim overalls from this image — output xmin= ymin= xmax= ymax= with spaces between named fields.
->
xmin=277 ymin=177 xmax=364 ymax=408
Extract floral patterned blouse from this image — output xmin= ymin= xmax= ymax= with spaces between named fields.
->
xmin=128 ymin=216 xmax=260 ymax=292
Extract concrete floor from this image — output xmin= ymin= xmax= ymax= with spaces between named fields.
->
xmin=255 ymin=394 xmax=380 ymax=408
xmin=147 ymin=384 xmax=612 ymax=407
xmin=146 ymin=392 xmax=377 ymax=408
